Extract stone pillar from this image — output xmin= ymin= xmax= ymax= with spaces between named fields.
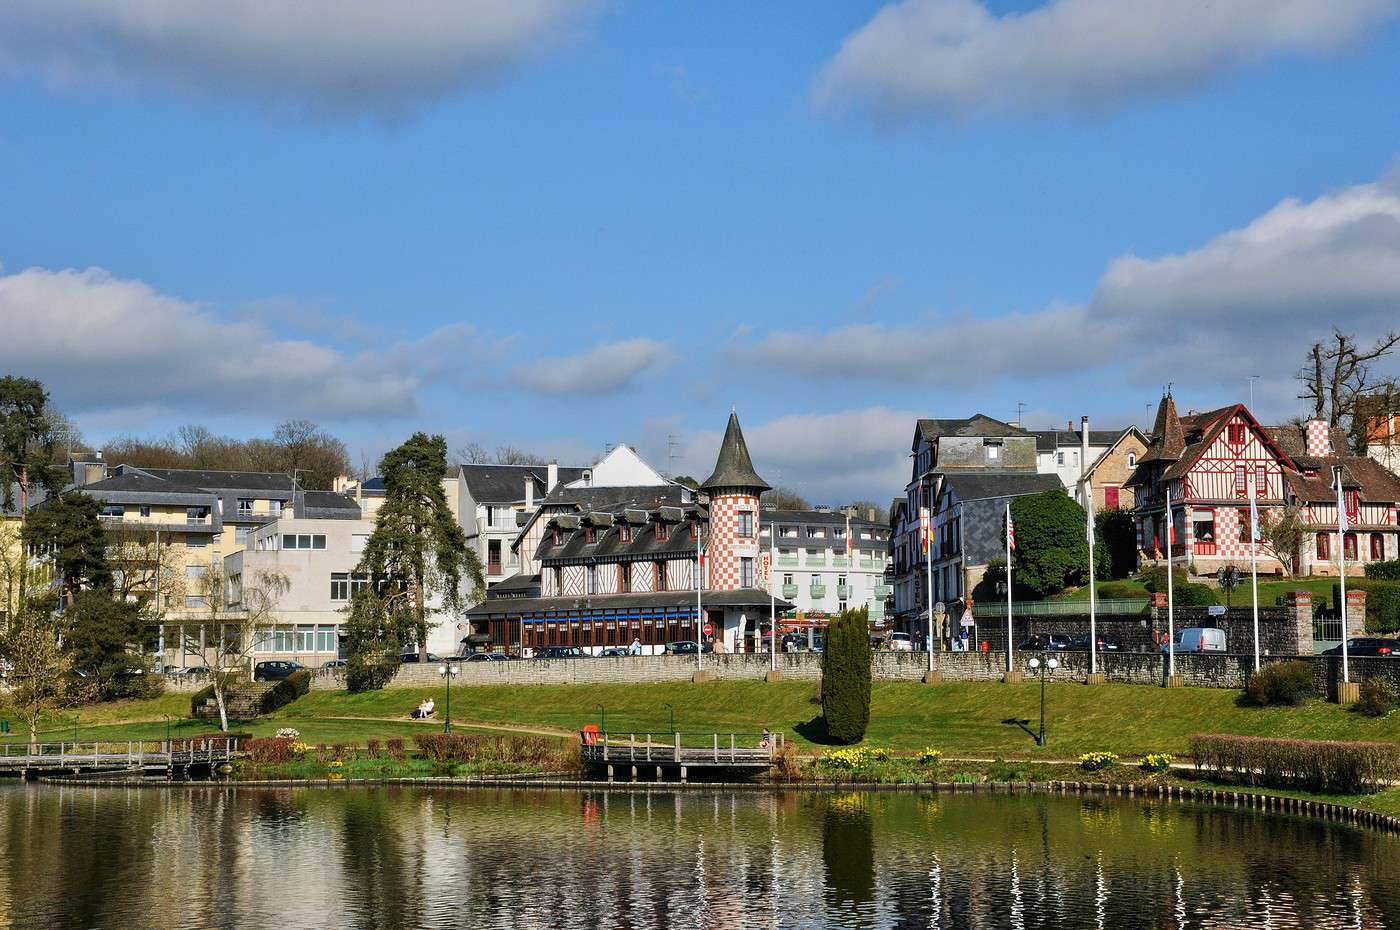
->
xmin=1346 ymin=590 xmax=1367 ymax=638
xmin=1287 ymin=592 xmax=1313 ymax=656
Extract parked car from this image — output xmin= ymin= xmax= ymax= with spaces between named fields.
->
xmin=178 ymin=665 xmax=212 ymax=676
xmin=1068 ymin=633 xmax=1123 ymax=652
xmin=1321 ymin=637 xmax=1400 ymax=657
xmin=534 ymin=646 xmax=588 ymax=660
xmin=1019 ymin=633 xmax=1073 ymax=652
xmin=253 ymin=660 xmax=305 ymax=682
xmin=465 ymin=652 xmax=511 ymax=662
xmin=322 ymin=659 xmax=347 ymax=669
xmin=598 ymin=647 xmax=632 ymax=658
xmin=1161 ymin=628 xmax=1227 ymax=653
xmin=885 ymin=632 xmax=914 ymax=652
xmin=665 ymin=640 xmax=713 ymax=655
xmin=399 ymin=652 xmax=445 ymax=664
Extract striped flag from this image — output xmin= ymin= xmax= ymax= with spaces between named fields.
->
xmin=920 ymin=506 xmax=930 ymax=554
xmin=846 ymin=511 xmax=853 ymax=559
xmin=1336 ymin=470 xmax=1350 ymax=535
xmin=1249 ymin=481 xmax=1260 ymax=542
xmin=1007 ymin=508 xmax=1016 ymax=550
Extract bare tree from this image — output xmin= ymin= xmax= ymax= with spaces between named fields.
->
xmin=762 ymin=486 xmax=811 ymax=511
xmin=1 ymin=600 xmax=71 ymax=749
xmin=454 ymin=442 xmax=548 ymax=466
xmin=189 ymin=567 xmax=289 ymax=732
xmin=1256 ymin=505 xmax=1307 ymax=577
xmin=455 ymin=441 xmax=490 ymax=464
xmin=1298 ymin=328 xmax=1400 ymax=451
xmin=105 ymin=526 xmax=186 ymax=614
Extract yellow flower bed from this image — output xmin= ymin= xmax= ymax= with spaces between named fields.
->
xmin=1079 ymin=751 xmax=1120 ymax=772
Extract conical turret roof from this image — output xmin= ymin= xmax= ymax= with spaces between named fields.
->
xmin=1139 ymin=392 xmax=1185 ymax=464
xmin=700 ymin=411 xmax=770 ymax=493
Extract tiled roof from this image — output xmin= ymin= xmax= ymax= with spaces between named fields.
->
xmin=467 ymin=588 xmax=791 ymax=617
xmin=1139 ymin=394 xmax=1186 ymax=465
xmin=1285 ymin=456 xmax=1400 ymax=504
xmin=915 ymin=415 xmax=1027 ymax=444
xmin=1029 ymin=428 xmax=1131 ymax=453
xmin=701 ymin=412 xmax=770 ymax=493
xmin=136 ymin=468 xmax=296 ymax=493
xmin=939 ymin=473 xmax=1064 ymax=503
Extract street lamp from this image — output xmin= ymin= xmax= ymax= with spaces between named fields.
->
xmin=438 ymin=664 xmax=459 ymax=734
xmin=595 ymin=703 xmax=607 ymax=736
xmin=1027 ymin=656 xmax=1059 ymax=747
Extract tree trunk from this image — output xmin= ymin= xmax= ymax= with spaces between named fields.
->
xmin=16 ymin=469 xmax=26 ymax=607
xmin=214 ymin=677 xmax=230 ymax=733
xmin=415 ymin=576 xmax=427 ymax=663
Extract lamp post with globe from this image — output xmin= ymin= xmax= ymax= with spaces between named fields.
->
xmin=1027 ymin=656 xmax=1058 ymax=747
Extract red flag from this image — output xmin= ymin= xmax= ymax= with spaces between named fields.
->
xmin=1007 ymin=511 xmax=1016 ymax=550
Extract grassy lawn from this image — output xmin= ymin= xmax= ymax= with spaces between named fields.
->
xmin=1051 ymin=574 xmax=1337 ymax=608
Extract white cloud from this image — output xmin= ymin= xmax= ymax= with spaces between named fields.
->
xmin=0 ymin=0 xmax=594 ymax=117
xmin=732 ymin=171 xmax=1400 ymax=423
xmin=513 ymin=338 xmax=674 ymax=395
xmin=815 ymin=0 xmax=1397 ymax=120
xmin=0 ymin=264 xmax=446 ymax=421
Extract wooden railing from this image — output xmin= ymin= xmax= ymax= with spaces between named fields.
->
xmin=580 ymin=731 xmax=779 ymax=766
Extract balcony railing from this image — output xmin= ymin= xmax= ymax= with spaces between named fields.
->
xmin=832 ymin=556 xmax=851 ymax=568
xmin=809 ymin=584 xmax=827 ymax=598
xmin=806 ymin=554 xmax=827 ymax=566
xmin=781 ymin=584 xmax=799 ymax=598
xmin=836 ymin=585 xmax=850 ymax=599
xmin=776 ymin=556 xmax=799 ymax=568
xmin=874 ymin=584 xmax=891 ymax=598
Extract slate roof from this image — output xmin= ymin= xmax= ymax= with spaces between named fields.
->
xmin=939 ymin=473 xmax=1064 ymax=503
xmin=300 ymin=491 xmax=364 ymax=519
xmin=537 ymin=511 xmax=706 ymax=563
xmin=1284 ymin=456 xmax=1400 ymax=504
xmin=761 ymin=508 xmax=886 ymax=529
xmin=1263 ymin=423 xmax=1351 ymax=459
xmin=540 ymin=483 xmax=691 ymax=510
xmin=458 ymin=463 xmax=588 ymax=504
xmin=914 ymin=415 xmax=1028 ymax=446
xmin=701 ymin=412 xmax=770 ymax=493
xmin=136 ymin=468 xmax=296 ymax=493
xmin=467 ymin=588 xmax=791 ymax=617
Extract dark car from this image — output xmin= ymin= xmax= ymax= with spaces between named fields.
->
xmin=1019 ymin=633 xmax=1073 ymax=652
xmin=178 ymin=665 xmax=212 ymax=676
xmin=1068 ymin=633 xmax=1123 ymax=652
xmin=598 ymin=647 xmax=631 ymax=658
xmin=1321 ymin=637 xmax=1400 ymax=657
xmin=322 ymin=659 xmax=347 ymax=669
xmin=534 ymin=646 xmax=588 ymax=660
xmin=399 ymin=652 xmax=445 ymax=664
xmin=253 ymin=660 xmax=304 ymax=682
xmin=465 ymin=652 xmax=511 ymax=662
xmin=665 ymin=640 xmax=714 ymax=655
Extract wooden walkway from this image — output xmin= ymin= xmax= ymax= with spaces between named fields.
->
xmin=580 ymin=732 xmax=778 ymax=782
xmin=0 ymin=738 xmax=238 ymax=779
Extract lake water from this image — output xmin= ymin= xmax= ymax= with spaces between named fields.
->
xmin=0 ymin=784 xmax=1397 ymax=929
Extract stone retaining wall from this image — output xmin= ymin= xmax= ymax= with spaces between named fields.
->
xmin=309 ymin=650 xmax=1400 ymax=694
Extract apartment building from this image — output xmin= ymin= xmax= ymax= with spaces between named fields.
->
xmin=760 ymin=508 xmax=891 ymax=626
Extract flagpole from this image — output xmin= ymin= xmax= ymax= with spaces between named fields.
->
xmin=1336 ymin=466 xmax=1350 ymax=686
xmin=1006 ymin=502 xmax=1014 ymax=677
xmin=924 ymin=506 xmax=934 ymax=674
xmin=1165 ymin=484 xmax=1175 ymax=681
xmin=1250 ymin=472 xmax=1260 ymax=674
xmin=1086 ymin=485 xmax=1097 ymax=678
xmin=769 ymin=518 xmax=777 ymax=672
xmin=696 ymin=514 xmax=704 ymax=673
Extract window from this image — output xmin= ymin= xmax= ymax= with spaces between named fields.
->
xmin=186 ymin=564 xmax=208 ymax=581
xmin=783 ymin=573 xmax=793 ymax=586
xmin=185 ymin=595 xmax=208 ymax=610
xmin=1056 ymin=451 xmax=1065 ymax=466
xmin=139 ymin=505 xmax=151 ymax=518
xmin=780 ymin=526 xmax=799 ymax=538
xmin=226 ymin=572 xmax=242 ymax=605
xmin=1236 ymin=509 xmax=1251 ymax=544
xmin=655 ymin=521 xmax=669 ymax=542
xmin=268 ymin=500 xmax=283 ymax=517
xmin=282 ymin=534 xmax=327 ymax=550
xmin=351 ymin=533 xmax=369 ymax=553
xmin=736 ymin=511 xmax=754 ymax=538
xmin=295 ymin=625 xmax=316 ymax=652
xmin=740 ymin=557 xmax=754 ymax=587
xmin=1345 ymin=533 xmax=1358 ymax=561
xmin=237 ymin=498 xmax=254 ymax=515
xmin=553 ymin=567 xmax=563 ymax=593
xmin=655 ymin=562 xmax=667 ymax=592
xmin=837 ymin=574 xmax=847 ymax=588
xmin=1234 ymin=466 xmax=1247 ymax=498
xmin=187 ymin=506 xmax=209 ymax=523
xmin=1316 ymin=533 xmax=1331 ymax=561
xmin=584 ymin=526 xmax=596 ymax=544
xmin=586 ymin=565 xmax=597 ymax=594
xmin=691 ymin=558 xmax=700 ymax=588
xmin=487 ymin=539 xmax=502 ymax=572
xmin=619 ymin=563 xmax=632 ymax=593
xmin=1227 ymin=423 xmax=1246 ymax=445
xmin=551 ymin=528 xmax=562 ymax=546
xmin=984 ymin=439 xmax=1002 ymax=461
xmin=1371 ymin=533 xmax=1385 ymax=561
xmin=331 ymin=573 xmax=350 ymax=601
xmin=100 ymin=504 xmax=124 ymax=518
xmin=1127 ymin=452 xmax=1137 ymax=467
xmin=316 ymin=625 xmax=338 ymax=653
xmin=620 ymin=523 xmax=633 ymax=543
xmin=807 ymin=527 xmax=825 ymax=538
xmin=186 ymin=535 xmax=208 ymax=549
xmin=1255 ymin=465 xmax=1267 ymax=497
xmin=235 ymin=526 xmax=252 ymax=546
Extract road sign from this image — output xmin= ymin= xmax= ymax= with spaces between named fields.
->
xmin=702 ymin=622 xmax=714 ymax=637
xmin=1207 ymin=605 xmax=1226 ymax=616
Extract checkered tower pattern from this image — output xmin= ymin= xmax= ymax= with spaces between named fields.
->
xmin=1202 ymin=506 xmax=1268 ymax=559
xmin=705 ymin=491 xmax=761 ymax=590
xmin=1305 ymin=419 xmax=1333 ymax=457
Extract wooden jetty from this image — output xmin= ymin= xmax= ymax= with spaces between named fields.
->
xmin=0 ymin=738 xmax=238 ymax=780
xmin=579 ymin=731 xmax=778 ymax=783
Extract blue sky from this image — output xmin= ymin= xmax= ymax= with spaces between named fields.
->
xmin=3 ymin=0 xmax=1400 ymax=502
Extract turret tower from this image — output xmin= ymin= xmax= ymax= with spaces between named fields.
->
xmin=700 ymin=411 xmax=770 ymax=591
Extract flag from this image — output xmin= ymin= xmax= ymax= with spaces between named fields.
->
xmin=1248 ymin=481 xmax=1260 ymax=543
xmin=1006 ymin=507 xmax=1016 ymax=550
xmin=846 ymin=511 xmax=853 ymax=559
xmin=1166 ymin=485 xmax=1175 ymax=548
xmin=1336 ymin=470 xmax=1350 ymax=535
xmin=1085 ymin=495 xmax=1095 ymax=546
xmin=920 ymin=506 xmax=930 ymax=554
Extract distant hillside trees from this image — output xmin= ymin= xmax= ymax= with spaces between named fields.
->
xmin=102 ymin=419 xmax=351 ymax=489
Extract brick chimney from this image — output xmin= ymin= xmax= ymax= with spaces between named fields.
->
xmin=1304 ymin=419 xmax=1332 ymax=456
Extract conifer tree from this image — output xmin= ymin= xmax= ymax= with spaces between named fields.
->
xmin=821 ymin=606 xmax=872 ymax=744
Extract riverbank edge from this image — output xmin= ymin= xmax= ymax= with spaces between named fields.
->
xmin=30 ymin=773 xmax=1400 ymax=836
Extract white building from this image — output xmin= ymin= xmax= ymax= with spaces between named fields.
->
xmin=761 ymin=508 xmax=891 ymax=626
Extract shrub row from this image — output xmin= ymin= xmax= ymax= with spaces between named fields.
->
xmin=258 ymin=669 xmax=312 ymax=715
xmin=244 ymin=737 xmax=297 ymax=764
xmin=413 ymin=733 xmax=560 ymax=766
xmin=1334 ymin=580 xmax=1400 ymax=633
xmin=1365 ymin=559 xmax=1400 ymax=582
xmin=1138 ymin=567 xmax=1217 ymax=605
xmin=1190 ymin=734 xmax=1400 ymax=794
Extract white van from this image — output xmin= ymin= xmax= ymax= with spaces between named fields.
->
xmin=886 ymin=632 xmax=914 ymax=652
xmin=1161 ymin=627 xmax=1226 ymax=653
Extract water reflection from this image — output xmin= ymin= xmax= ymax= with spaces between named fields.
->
xmin=0 ymin=785 xmax=1395 ymax=929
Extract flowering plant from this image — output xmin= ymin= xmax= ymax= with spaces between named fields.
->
xmin=820 ymin=747 xmax=890 ymax=769
xmin=290 ymin=741 xmax=310 ymax=756
xmin=1079 ymin=751 xmax=1120 ymax=771
xmin=1140 ymin=753 xmax=1174 ymax=774
xmin=275 ymin=727 xmax=300 ymax=740
xmin=917 ymin=748 xmax=944 ymax=766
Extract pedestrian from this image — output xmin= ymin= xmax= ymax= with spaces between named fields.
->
xmin=630 ymin=637 xmax=642 ymax=656
xmin=958 ymin=629 xmax=969 ymax=652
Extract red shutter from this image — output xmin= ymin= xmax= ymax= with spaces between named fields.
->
xmin=1105 ymin=486 xmax=1119 ymax=509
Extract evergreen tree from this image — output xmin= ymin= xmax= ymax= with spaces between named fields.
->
xmin=0 ymin=376 xmax=64 ymax=516
xmin=355 ymin=433 xmax=483 ymax=663
xmin=342 ymin=590 xmax=400 ymax=693
xmin=1006 ymin=490 xmax=1091 ymax=599
xmin=1096 ymin=509 xmax=1139 ymax=579
xmin=65 ymin=591 xmax=146 ymax=700
xmin=821 ymin=606 xmax=872 ymax=744
xmin=22 ymin=491 xmax=111 ymax=605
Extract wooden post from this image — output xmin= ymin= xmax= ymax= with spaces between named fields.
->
xmin=646 ymin=735 xmax=652 ymax=762
xmin=602 ymin=733 xmax=609 ymax=762
xmin=713 ymin=733 xmax=718 ymax=763
xmin=730 ymin=734 xmax=735 ymax=762
xmin=630 ymin=734 xmax=636 ymax=762
xmin=674 ymin=731 xmax=680 ymax=762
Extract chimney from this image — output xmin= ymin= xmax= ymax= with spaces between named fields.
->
xmin=547 ymin=462 xmax=559 ymax=493
xmin=1304 ymin=419 xmax=1332 ymax=457
xmin=95 ymin=449 xmax=103 ymax=461
xmin=1080 ymin=415 xmax=1091 ymax=507
xmin=868 ymin=507 xmax=876 ymax=521
xmin=525 ymin=475 xmax=535 ymax=510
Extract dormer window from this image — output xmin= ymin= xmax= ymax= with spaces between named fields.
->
xmin=1227 ymin=423 xmax=1246 ymax=445
xmin=620 ymin=523 xmax=632 ymax=543
xmin=585 ymin=526 xmax=597 ymax=544
xmin=551 ymin=528 xmax=561 ymax=546
xmin=656 ymin=521 xmax=669 ymax=542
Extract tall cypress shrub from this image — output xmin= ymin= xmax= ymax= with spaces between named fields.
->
xmin=821 ymin=607 xmax=871 ymax=744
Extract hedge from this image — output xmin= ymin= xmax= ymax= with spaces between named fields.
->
xmin=1332 ymin=579 xmax=1400 ymax=633
xmin=1240 ymin=661 xmax=1314 ymax=707
xmin=1365 ymin=559 xmax=1400 ymax=581
xmin=1190 ymin=734 xmax=1400 ymax=794
xmin=821 ymin=607 xmax=872 ymax=744
xmin=258 ymin=669 xmax=312 ymax=715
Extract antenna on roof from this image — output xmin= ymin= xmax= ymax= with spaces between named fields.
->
xmin=1248 ymin=375 xmax=1260 ymax=410
xmin=667 ymin=433 xmax=679 ymax=478
xmin=1015 ymin=402 xmax=1026 ymax=427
